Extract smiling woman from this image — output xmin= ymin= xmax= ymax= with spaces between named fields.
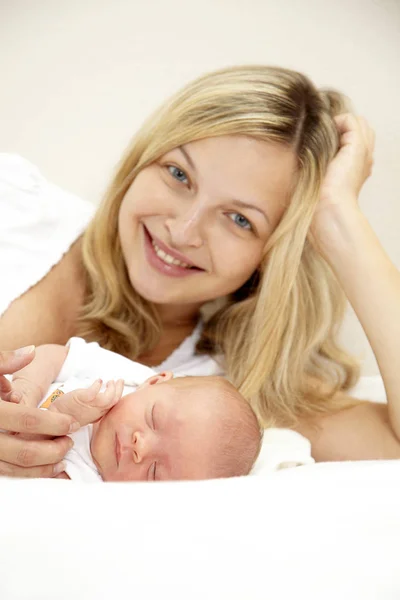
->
xmin=1 ymin=63 xmax=399 ymax=476
xmin=117 ymin=135 xmax=294 ymax=308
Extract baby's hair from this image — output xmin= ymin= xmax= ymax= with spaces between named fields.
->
xmin=168 ymin=376 xmax=263 ymax=478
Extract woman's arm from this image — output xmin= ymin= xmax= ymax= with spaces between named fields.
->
xmin=307 ymin=114 xmax=400 ymax=457
xmin=316 ymin=206 xmax=400 ymax=440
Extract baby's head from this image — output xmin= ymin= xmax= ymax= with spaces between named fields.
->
xmin=91 ymin=372 xmax=262 ymax=482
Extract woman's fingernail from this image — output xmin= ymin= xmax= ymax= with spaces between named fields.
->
xmin=15 ymin=345 xmax=35 ymax=356
xmin=53 ymin=461 xmax=66 ymax=476
xmin=68 ymin=421 xmax=80 ymax=434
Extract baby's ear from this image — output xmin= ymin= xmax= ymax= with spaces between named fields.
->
xmin=136 ymin=371 xmax=173 ymax=390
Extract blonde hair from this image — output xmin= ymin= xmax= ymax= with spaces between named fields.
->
xmin=78 ymin=65 xmax=360 ymax=427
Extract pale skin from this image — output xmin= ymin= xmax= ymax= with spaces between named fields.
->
xmin=1 ymin=113 xmax=400 ymax=474
xmin=4 ymin=344 xmax=237 ymax=481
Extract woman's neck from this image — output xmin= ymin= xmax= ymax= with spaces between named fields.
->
xmin=154 ymin=301 xmax=202 ymax=328
xmin=137 ymin=302 xmax=201 ymax=367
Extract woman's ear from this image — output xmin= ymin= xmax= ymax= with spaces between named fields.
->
xmin=136 ymin=371 xmax=174 ymax=390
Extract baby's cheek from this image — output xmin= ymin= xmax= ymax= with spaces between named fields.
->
xmin=114 ymin=463 xmax=141 ymax=482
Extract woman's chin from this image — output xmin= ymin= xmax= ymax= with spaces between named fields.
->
xmin=128 ymin=273 xmax=199 ymax=306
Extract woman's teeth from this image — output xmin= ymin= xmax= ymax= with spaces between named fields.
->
xmin=152 ymin=240 xmax=192 ymax=268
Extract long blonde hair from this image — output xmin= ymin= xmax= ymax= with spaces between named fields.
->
xmin=78 ymin=65 xmax=360 ymax=426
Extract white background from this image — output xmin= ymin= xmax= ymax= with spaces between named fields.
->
xmin=1 ymin=0 xmax=399 ymax=374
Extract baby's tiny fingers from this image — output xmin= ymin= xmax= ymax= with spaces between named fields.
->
xmin=88 ymin=379 xmax=103 ymax=395
xmin=0 ymin=375 xmax=16 ymax=402
xmin=104 ymin=380 xmax=116 ymax=403
xmin=115 ymin=379 xmax=124 ymax=403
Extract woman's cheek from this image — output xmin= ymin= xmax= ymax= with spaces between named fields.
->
xmin=216 ymin=236 xmax=263 ymax=280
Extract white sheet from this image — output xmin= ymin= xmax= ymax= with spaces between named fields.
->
xmin=0 ymin=460 xmax=399 ymax=600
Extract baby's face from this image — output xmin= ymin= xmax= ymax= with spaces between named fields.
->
xmin=91 ymin=374 xmax=220 ymax=482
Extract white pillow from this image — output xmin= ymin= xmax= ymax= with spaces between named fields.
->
xmin=252 ymin=375 xmax=387 ymax=475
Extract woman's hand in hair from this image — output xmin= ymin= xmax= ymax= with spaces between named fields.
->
xmin=319 ymin=113 xmax=375 ymax=209
xmin=0 ymin=347 xmax=76 ymax=478
xmin=310 ymin=114 xmax=375 ymax=256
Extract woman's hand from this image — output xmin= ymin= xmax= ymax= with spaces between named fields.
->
xmin=0 ymin=347 xmax=78 ymax=478
xmin=310 ymin=114 xmax=375 ymax=257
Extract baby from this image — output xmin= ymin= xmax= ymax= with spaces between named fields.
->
xmin=8 ymin=338 xmax=262 ymax=482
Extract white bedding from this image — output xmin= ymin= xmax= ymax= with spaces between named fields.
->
xmin=0 ymin=460 xmax=399 ymax=600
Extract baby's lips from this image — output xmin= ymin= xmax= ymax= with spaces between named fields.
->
xmin=116 ymin=423 xmax=133 ymax=452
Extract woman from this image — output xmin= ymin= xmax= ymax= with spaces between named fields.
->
xmin=1 ymin=64 xmax=399 ymax=478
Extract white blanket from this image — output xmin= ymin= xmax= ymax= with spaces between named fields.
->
xmin=0 ymin=460 xmax=399 ymax=600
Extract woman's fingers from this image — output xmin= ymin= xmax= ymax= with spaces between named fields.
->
xmin=0 ymin=401 xmax=77 ymax=436
xmin=0 ymin=457 xmax=67 ymax=479
xmin=0 ymin=432 xmax=73 ymax=470
xmin=0 ymin=346 xmax=35 ymax=375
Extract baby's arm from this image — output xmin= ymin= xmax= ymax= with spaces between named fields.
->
xmin=8 ymin=344 xmax=68 ymax=407
xmin=7 ymin=342 xmax=124 ymax=426
xmin=48 ymin=379 xmax=124 ymax=426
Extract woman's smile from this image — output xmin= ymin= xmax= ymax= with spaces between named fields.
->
xmin=143 ymin=225 xmax=204 ymax=278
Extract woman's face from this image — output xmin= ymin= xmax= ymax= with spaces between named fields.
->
xmin=118 ymin=135 xmax=296 ymax=307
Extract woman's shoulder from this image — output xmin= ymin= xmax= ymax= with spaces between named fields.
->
xmin=0 ymin=154 xmax=95 ymax=319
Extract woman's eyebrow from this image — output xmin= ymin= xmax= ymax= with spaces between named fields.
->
xmin=231 ymin=199 xmax=271 ymax=225
xmin=178 ymin=145 xmax=197 ymax=173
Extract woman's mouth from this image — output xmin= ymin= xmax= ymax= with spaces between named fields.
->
xmin=143 ymin=226 xmax=203 ymax=278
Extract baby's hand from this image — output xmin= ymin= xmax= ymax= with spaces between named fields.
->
xmin=49 ymin=379 xmax=124 ymax=427
xmin=0 ymin=375 xmax=42 ymax=408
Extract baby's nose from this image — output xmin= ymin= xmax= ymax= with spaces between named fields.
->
xmin=132 ymin=431 xmax=152 ymax=464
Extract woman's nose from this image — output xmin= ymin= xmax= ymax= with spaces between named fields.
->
xmin=165 ymin=203 xmax=204 ymax=248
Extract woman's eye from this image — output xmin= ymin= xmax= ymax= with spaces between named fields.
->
xmin=167 ymin=165 xmax=189 ymax=185
xmin=228 ymin=213 xmax=252 ymax=231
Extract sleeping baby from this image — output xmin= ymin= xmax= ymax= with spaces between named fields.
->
xmin=6 ymin=338 xmax=262 ymax=482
